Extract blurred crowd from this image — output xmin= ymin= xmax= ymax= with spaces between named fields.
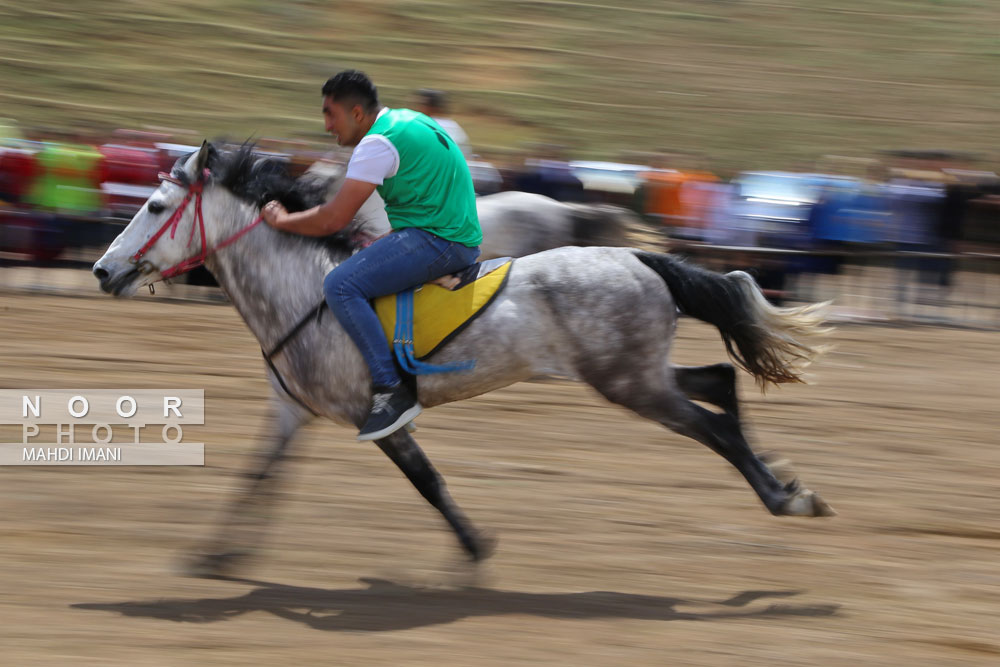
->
xmin=1 ymin=114 xmax=998 ymax=297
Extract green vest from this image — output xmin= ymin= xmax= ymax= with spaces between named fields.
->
xmin=365 ymin=108 xmax=482 ymax=247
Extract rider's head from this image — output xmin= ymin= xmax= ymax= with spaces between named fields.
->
xmin=322 ymin=70 xmax=380 ymax=147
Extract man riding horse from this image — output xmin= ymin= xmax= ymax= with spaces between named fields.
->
xmin=261 ymin=70 xmax=482 ymax=442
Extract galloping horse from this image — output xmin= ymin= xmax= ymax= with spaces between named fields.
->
xmin=302 ymin=157 xmax=637 ymax=259
xmin=93 ymin=143 xmax=833 ymax=576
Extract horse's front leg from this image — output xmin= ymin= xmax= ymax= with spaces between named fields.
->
xmin=374 ymin=430 xmax=496 ymax=561
xmin=186 ymin=395 xmax=314 ymax=578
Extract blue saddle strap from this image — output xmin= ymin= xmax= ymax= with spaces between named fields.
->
xmin=392 ymin=288 xmax=476 ymax=375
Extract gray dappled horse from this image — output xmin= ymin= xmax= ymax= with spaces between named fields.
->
xmin=93 ymin=143 xmax=833 ymax=576
xmin=303 ymin=157 xmax=636 ymax=259
xmin=476 ymin=190 xmax=636 ymax=259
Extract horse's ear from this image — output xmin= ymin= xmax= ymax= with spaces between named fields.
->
xmin=194 ymin=140 xmax=213 ymax=174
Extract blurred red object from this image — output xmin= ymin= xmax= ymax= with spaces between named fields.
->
xmin=98 ymin=142 xmax=160 ymax=217
xmin=0 ymin=145 xmax=38 ymax=205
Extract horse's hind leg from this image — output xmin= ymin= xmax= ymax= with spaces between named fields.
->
xmin=375 ymin=430 xmax=495 ymax=561
xmin=588 ymin=369 xmax=834 ymax=517
xmin=674 ymin=363 xmax=739 ymax=419
xmin=186 ymin=397 xmax=314 ymax=578
xmin=674 ymin=363 xmax=797 ymax=486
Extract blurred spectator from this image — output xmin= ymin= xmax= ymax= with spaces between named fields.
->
xmin=411 ymin=89 xmax=503 ymax=195
xmin=0 ymin=145 xmax=37 ymax=206
xmin=413 ymin=88 xmax=472 ymax=158
xmin=467 ymin=157 xmax=502 ymax=196
xmin=886 ymin=169 xmax=950 ymax=295
xmin=0 ymin=119 xmax=35 ymax=205
xmin=699 ymin=181 xmax=742 ymax=246
xmin=943 ymin=170 xmax=1000 ymax=245
xmin=2 ymin=133 xmax=102 ymax=261
xmin=637 ymin=156 xmax=718 ymax=240
xmin=513 ymin=144 xmax=585 ymax=202
xmin=26 ymin=136 xmax=103 ymax=216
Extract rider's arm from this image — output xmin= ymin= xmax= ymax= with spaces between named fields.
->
xmin=264 ymin=178 xmax=376 ymax=237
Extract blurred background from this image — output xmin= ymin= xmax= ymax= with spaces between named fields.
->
xmin=1 ymin=0 xmax=999 ymax=325
xmin=2 ymin=3 xmax=1000 ymax=664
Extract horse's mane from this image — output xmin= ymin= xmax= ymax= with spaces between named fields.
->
xmin=172 ymin=142 xmax=356 ymax=255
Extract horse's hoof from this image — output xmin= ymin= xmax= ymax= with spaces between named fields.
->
xmin=781 ymin=489 xmax=837 ymax=517
xmin=470 ymin=529 xmax=498 ymax=562
xmin=181 ymin=550 xmax=254 ymax=579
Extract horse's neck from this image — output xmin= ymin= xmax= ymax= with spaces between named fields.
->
xmin=202 ymin=195 xmax=347 ymax=351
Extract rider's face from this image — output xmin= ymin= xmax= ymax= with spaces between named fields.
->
xmin=323 ymin=97 xmax=365 ymax=147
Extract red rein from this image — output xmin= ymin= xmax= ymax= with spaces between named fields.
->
xmin=129 ymin=170 xmax=263 ymax=280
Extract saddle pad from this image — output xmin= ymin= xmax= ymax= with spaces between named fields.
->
xmin=374 ymin=259 xmax=513 ymax=360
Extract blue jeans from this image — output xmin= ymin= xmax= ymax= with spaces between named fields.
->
xmin=324 ymin=227 xmax=480 ymax=388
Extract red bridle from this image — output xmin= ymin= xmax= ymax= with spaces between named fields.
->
xmin=129 ymin=169 xmax=263 ymax=280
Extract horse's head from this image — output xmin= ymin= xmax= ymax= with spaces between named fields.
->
xmin=93 ymin=141 xmax=220 ymax=296
xmin=94 ymin=140 xmax=385 ymax=296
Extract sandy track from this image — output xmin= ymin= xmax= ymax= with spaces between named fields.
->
xmin=1 ymin=292 xmax=998 ymax=665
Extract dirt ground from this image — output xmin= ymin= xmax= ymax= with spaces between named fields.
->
xmin=1 ymin=291 xmax=998 ymax=666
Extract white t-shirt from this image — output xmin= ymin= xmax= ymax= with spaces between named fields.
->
xmin=344 ymin=108 xmax=399 ymax=185
xmin=344 ymin=108 xmax=474 ymax=184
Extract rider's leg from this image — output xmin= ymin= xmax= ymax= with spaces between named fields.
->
xmin=324 ymin=227 xmax=479 ymax=440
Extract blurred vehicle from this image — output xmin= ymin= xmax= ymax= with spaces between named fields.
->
xmin=570 ymin=160 xmax=649 ymax=207
xmin=731 ymin=171 xmax=844 ymax=248
xmin=569 ymin=160 xmax=649 ymax=198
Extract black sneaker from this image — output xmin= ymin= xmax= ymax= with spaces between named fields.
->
xmin=357 ymin=384 xmax=422 ymax=441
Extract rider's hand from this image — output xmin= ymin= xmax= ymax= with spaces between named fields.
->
xmin=262 ymin=200 xmax=288 ymax=227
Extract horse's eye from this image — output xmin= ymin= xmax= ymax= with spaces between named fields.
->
xmin=148 ymin=201 xmax=165 ymax=215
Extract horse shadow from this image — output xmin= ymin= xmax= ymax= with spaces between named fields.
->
xmin=72 ymin=577 xmax=839 ymax=632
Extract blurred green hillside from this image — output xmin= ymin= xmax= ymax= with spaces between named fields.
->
xmin=1 ymin=0 xmax=997 ymax=169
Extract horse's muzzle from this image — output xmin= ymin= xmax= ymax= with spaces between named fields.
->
xmin=93 ymin=262 xmax=141 ymax=297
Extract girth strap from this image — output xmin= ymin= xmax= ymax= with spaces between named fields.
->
xmin=264 ymin=299 xmax=326 ymax=359
xmin=392 ymin=288 xmax=475 ymax=375
xmin=261 ymin=349 xmax=319 ymax=417
xmin=260 ymin=298 xmax=327 ymax=417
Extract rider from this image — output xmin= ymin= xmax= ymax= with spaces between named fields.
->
xmin=413 ymin=88 xmax=472 ymax=159
xmin=261 ymin=70 xmax=482 ymax=441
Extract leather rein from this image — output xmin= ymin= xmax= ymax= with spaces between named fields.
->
xmin=129 ymin=169 xmax=321 ymax=415
xmin=129 ymin=169 xmax=264 ymax=283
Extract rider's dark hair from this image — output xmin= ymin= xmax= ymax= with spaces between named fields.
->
xmin=321 ymin=70 xmax=379 ymax=114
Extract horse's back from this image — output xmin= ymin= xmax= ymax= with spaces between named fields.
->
xmin=510 ymin=245 xmax=659 ymax=294
xmin=476 ymin=191 xmax=635 ymax=259
xmin=476 ymin=191 xmax=573 ymax=259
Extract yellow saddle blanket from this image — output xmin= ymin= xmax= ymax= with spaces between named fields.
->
xmin=374 ymin=260 xmax=512 ymax=360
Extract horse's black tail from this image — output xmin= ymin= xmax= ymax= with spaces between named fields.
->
xmin=634 ymin=251 xmax=830 ymax=388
